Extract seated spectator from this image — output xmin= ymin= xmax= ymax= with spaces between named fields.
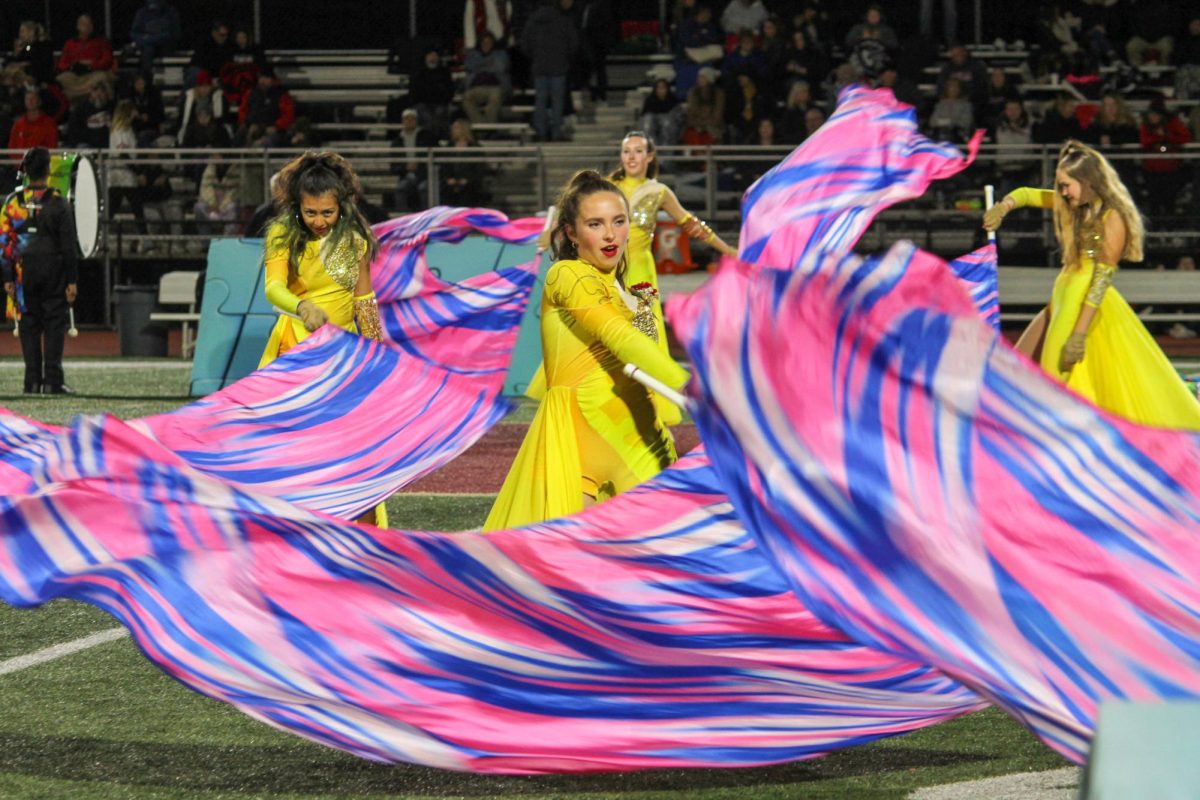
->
xmin=1125 ymin=0 xmax=1178 ymax=66
xmin=936 ymin=44 xmax=987 ymax=119
xmin=187 ymin=20 xmax=233 ymax=89
xmin=1139 ymin=97 xmax=1191 ymax=217
xmin=928 ymin=77 xmax=973 ymax=143
xmin=1176 ymin=15 xmax=1200 ymax=101
xmin=463 ymin=32 xmax=511 ymax=126
xmin=129 ymin=0 xmax=181 ymax=69
xmin=778 ymin=28 xmax=826 ymax=95
xmin=778 ymin=80 xmax=816 ymax=144
xmin=441 ymin=117 xmax=491 ymax=207
xmin=408 ymin=48 xmax=456 ymax=135
xmin=391 ymin=108 xmax=436 ymax=213
xmin=790 ymin=4 xmax=832 ymax=59
xmin=175 ymin=70 xmax=224 ymax=145
xmin=736 ymin=116 xmax=780 ymax=189
xmin=237 ymin=67 xmax=295 ymax=147
xmin=66 ymin=82 xmax=113 ymax=149
xmin=133 ymin=160 xmax=173 ymax=251
xmin=760 ymin=16 xmax=788 ymax=85
xmin=802 ymin=106 xmax=826 ymax=141
xmin=3 ymin=21 xmax=54 ymax=88
xmin=56 ymin=14 xmax=114 ymax=101
xmin=876 ymin=65 xmax=920 ymax=109
xmin=194 ymin=155 xmax=242 ymax=237
xmin=129 ymin=72 xmax=165 ymax=146
xmin=107 ymin=100 xmax=148 ymax=244
xmin=674 ymin=4 xmax=723 ymax=99
xmin=721 ymin=0 xmax=768 ymax=36
xmin=7 ymin=89 xmax=58 ymax=153
xmin=1086 ymin=91 xmax=1139 ymax=155
xmin=993 ymin=98 xmax=1035 ymax=195
xmin=725 ymin=72 xmax=768 ymax=144
xmin=181 ymin=107 xmax=231 ymax=188
xmin=982 ymin=67 xmax=1019 ymax=127
xmin=1033 ymin=92 xmax=1085 ymax=145
xmin=220 ymin=27 xmax=267 ymax=112
xmin=844 ymin=5 xmax=898 ymax=53
xmin=641 ymin=78 xmax=684 ymax=147
xmin=724 ymin=29 xmax=769 ymax=91
xmin=682 ymin=66 xmax=725 ymax=146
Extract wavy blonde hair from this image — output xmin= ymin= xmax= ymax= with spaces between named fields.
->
xmin=1052 ymin=139 xmax=1143 ymax=268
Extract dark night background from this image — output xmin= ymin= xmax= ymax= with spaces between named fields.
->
xmin=0 ymin=1 xmax=1031 ymax=51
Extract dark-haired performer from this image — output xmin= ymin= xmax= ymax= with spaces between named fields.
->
xmin=1 ymin=147 xmax=79 ymax=395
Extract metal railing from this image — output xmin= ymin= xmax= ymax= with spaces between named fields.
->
xmin=4 ymin=143 xmax=1200 ymax=325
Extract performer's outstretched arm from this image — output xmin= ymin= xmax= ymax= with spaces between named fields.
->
xmin=982 ymin=187 xmax=1055 ymax=231
xmin=660 ymin=187 xmax=738 ymax=258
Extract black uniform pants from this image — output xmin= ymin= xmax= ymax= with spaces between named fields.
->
xmin=19 ymin=292 xmax=68 ymax=391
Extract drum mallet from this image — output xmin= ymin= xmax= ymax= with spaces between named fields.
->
xmin=68 ymin=306 xmax=78 ymax=338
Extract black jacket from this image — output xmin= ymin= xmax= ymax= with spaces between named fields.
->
xmin=1 ymin=186 xmax=78 ymax=295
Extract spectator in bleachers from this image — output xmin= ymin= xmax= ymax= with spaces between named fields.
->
xmin=441 ymin=117 xmax=491 ymax=207
xmin=802 ymin=105 xmax=826 ymax=141
xmin=391 ymin=108 xmax=436 ymax=212
xmin=778 ymin=80 xmax=816 ymax=144
xmin=993 ymin=98 xmax=1035 ymax=195
xmin=521 ymin=0 xmax=578 ymax=142
xmin=790 ymin=4 xmax=833 ymax=60
xmin=1035 ymin=5 xmax=1082 ymax=64
xmin=408 ymin=49 xmax=456 ymax=136
xmin=682 ymin=65 xmax=725 ymax=145
xmin=195 ymin=154 xmax=242 ymax=237
xmin=779 ymin=28 xmax=826 ymax=96
xmin=721 ymin=0 xmax=768 ymax=36
xmin=674 ymin=3 xmax=724 ymax=99
xmin=1086 ymin=91 xmax=1139 ymax=187
xmin=1034 ymin=92 xmax=1086 ymax=144
xmin=129 ymin=72 xmax=165 ymax=146
xmin=465 ymin=0 xmax=514 ymax=50
xmin=726 ymin=71 xmax=768 ymax=144
xmin=237 ymin=67 xmax=296 ymax=147
xmin=463 ymin=32 xmax=511 ymax=126
xmin=919 ymin=0 xmax=957 ymax=46
xmin=579 ymin=0 xmax=617 ymax=101
xmin=4 ymin=21 xmax=54 ymax=88
xmin=844 ymin=5 xmax=898 ymax=53
xmin=736 ymin=115 xmax=780 ymax=189
xmin=982 ymin=68 xmax=1019 ymax=128
xmin=641 ymin=78 xmax=684 ymax=147
xmin=1077 ymin=4 xmax=1120 ymax=66
xmin=107 ymin=100 xmax=148 ymax=245
xmin=221 ymin=27 xmax=267 ymax=113
xmin=1125 ymin=0 xmax=1178 ymax=66
xmin=181 ymin=106 xmax=231 ymax=189
xmin=65 ymin=81 xmax=113 ymax=149
xmin=724 ymin=29 xmax=769 ymax=90
xmin=936 ymin=45 xmax=988 ymax=120
xmin=129 ymin=0 xmax=181 ymax=71
xmin=7 ymin=90 xmax=58 ymax=153
xmin=175 ymin=70 xmax=224 ymax=145
xmin=56 ymin=14 xmax=114 ymax=102
xmin=928 ymin=78 xmax=973 ymax=143
xmin=876 ymin=65 xmax=920 ymax=108
xmin=1175 ymin=15 xmax=1200 ymax=100
xmin=187 ymin=20 xmax=232 ymax=89
xmin=1139 ymin=96 xmax=1190 ymax=217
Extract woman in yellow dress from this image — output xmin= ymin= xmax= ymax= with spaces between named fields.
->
xmin=258 ymin=150 xmax=389 ymax=523
xmin=484 ymin=170 xmax=691 ymax=531
xmin=983 ymin=139 xmax=1200 ymax=429
xmin=610 ymin=131 xmax=736 ymax=423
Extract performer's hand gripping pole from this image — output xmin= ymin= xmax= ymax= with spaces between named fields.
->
xmin=623 ymin=363 xmax=690 ymax=411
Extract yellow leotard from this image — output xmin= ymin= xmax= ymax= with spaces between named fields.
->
xmin=484 ymin=258 xmax=690 ymax=531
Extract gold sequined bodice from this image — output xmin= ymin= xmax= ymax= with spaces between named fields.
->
xmin=618 ymin=177 xmax=668 ymax=235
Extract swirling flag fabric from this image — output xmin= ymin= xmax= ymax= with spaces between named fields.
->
xmin=1 ymin=207 xmax=543 ymax=518
xmin=0 ymin=414 xmax=983 ymax=772
xmin=738 ymin=84 xmax=983 ymax=268
xmin=947 ymin=243 xmax=1000 ymax=331
xmin=668 ymin=244 xmax=1200 ymax=763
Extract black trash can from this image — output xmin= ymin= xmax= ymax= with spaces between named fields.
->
xmin=114 ymin=285 xmax=168 ymax=357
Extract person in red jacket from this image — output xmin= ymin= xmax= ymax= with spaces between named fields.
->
xmin=7 ymin=91 xmax=59 ymax=155
xmin=1139 ymin=96 xmax=1192 ymax=217
xmin=56 ymin=13 xmax=115 ymax=100
xmin=236 ymin=67 xmax=295 ymax=146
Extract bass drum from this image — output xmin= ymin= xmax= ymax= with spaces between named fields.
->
xmin=48 ymin=152 xmax=101 ymax=258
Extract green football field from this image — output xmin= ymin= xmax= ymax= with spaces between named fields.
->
xmin=0 ymin=362 xmax=1070 ymax=799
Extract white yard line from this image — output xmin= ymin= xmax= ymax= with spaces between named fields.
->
xmin=908 ymin=767 xmax=1080 ymax=800
xmin=0 ymin=628 xmax=128 ymax=676
xmin=0 ymin=361 xmax=191 ymax=370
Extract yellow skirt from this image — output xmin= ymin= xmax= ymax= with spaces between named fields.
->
xmin=1042 ymin=264 xmax=1200 ymax=430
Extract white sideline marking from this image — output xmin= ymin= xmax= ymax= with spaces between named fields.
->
xmin=0 ymin=628 xmax=128 ymax=676
xmin=908 ymin=767 xmax=1080 ymax=799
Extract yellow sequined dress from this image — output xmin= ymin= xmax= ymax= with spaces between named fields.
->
xmin=258 ymin=223 xmax=367 ymax=367
xmin=1017 ymin=190 xmax=1200 ymax=430
xmin=616 ymin=175 xmax=683 ymax=424
xmin=484 ymin=258 xmax=690 ymax=531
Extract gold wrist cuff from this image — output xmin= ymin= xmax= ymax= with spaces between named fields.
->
xmin=354 ymin=297 xmax=383 ymax=341
xmin=1084 ymin=263 xmax=1115 ymax=307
